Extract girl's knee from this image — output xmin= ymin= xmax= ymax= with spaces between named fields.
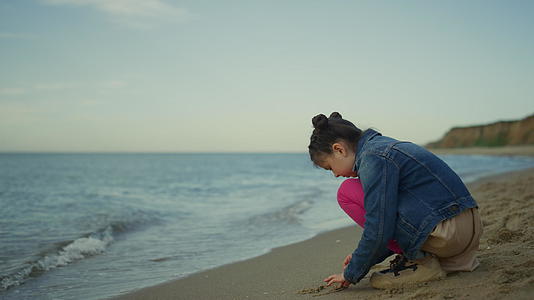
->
xmin=337 ymin=178 xmax=364 ymax=204
xmin=337 ymin=178 xmax=367 ymax=227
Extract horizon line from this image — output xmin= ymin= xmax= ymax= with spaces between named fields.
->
xmin=0 ymin=151 xmax=310 ymax=154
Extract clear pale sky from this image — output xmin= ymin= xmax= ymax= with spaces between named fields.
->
xmin=1 ymin=0 xmax=533 ymax=152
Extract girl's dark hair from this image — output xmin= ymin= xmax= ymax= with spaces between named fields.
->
xmin=308 ymin=112 xmax=362 ymax=165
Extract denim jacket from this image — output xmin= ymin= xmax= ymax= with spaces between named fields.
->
xmin=343 ymin=129 xmax=478 ymax=283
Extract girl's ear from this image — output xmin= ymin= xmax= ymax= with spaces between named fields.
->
xmin=332 ymin=143 xmax=346 ymax=155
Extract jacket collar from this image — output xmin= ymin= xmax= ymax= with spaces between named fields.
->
xmin=353 ymin=128 xmax=381 ymax=171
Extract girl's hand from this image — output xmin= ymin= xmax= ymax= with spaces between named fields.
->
xmin=343 ymin=254 xmax=352 ymax=269
xmin=323 ymin=273 xmax=351 ymax=288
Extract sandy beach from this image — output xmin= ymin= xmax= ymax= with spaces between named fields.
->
xmin=111 ymin=162 xmax=534 ymax=300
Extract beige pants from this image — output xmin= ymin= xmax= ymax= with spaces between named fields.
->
xmin=421 ymin=207 xmax=483 ymax=272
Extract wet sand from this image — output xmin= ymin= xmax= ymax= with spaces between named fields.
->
xmin=111 ymin=167 xmax=534 ymax=300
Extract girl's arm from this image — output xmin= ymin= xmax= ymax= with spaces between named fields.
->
xmin=338 ymin=179 xmax=403 ymax=255
xmin=343 ymin=153 xmax=400 ymax=284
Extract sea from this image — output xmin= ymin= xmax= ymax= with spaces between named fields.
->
xmin=1 ymin=152 xmax=534 ymax=300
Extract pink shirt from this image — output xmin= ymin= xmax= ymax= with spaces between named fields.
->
xmin=337 ymin=178 xmax=403 ymax=254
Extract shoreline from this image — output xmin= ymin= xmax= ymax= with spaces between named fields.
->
xmin=427 ymin=145 xmax=534 ymax=157
xmin=111 ymin=166 xmax=534 ymax=300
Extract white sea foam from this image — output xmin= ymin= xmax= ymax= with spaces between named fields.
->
xmin=1 ymin=227 xmax=113 ymax=291
xmin=40 ymin=229 xmax=113 ymax=270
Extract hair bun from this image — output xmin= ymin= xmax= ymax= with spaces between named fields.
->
xmin=329 ymin=112 xmax=342 ymax=119
xmin=312 ymin=114 xmax=329 ymax=130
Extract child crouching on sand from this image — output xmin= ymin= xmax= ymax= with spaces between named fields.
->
xmin=308 ymin=112 xmax=483 ymax=289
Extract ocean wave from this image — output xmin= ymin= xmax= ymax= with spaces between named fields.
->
xmin=248 ymin=199 xmax=314 ymax=226
xmin=2 ymin=223 xmax=120 ymax=291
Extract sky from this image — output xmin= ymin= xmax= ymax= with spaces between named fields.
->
xmin=1 ymin=0 xmax=533 ymax=152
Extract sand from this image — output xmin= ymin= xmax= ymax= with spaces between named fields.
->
xmin=111 ymin=167 xmax=534 ymax=300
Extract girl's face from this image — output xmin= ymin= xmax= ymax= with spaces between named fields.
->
xmin=317 ymin=142 xmax=357 ymax=178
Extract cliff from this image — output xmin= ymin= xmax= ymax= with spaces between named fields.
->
xmin=426 ymin=114 xmax=534 ymax=148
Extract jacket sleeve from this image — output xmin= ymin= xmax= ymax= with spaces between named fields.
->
xmin=343 ymin=153 xmax=400 ymax=283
